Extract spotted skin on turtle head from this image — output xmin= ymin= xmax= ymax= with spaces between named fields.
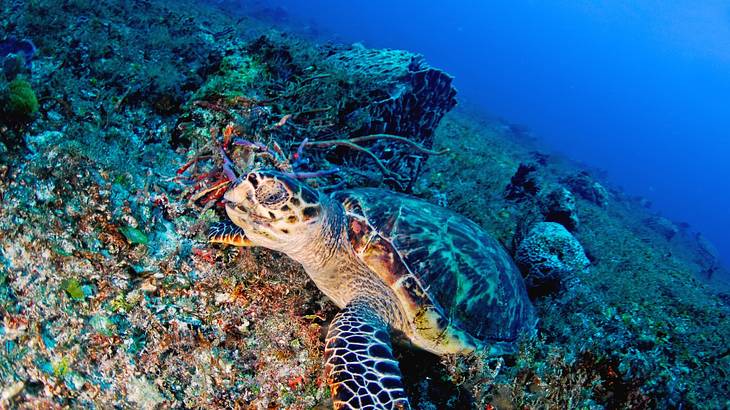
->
xmin=219 ymin=171 xmax=325 ymax=253
xmin=325 ymin=299 xmax=410 ymax=410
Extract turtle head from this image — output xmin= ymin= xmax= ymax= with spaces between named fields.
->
xmin=223 ymin=170 xmax=328 ymax=253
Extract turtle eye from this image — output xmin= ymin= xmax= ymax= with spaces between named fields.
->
xmin=247 ymin=173 xmax=259 ymax=189
xmin=255 ymin=179 xmax=290 ymax=209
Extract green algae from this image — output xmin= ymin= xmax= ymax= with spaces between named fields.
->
xmin=0 ymin=78 xmax=39 ymax=124
xmin=52 ymin=246 xmax=73 ymax=257
xmin=89 ymin=315 xmax=115 ymax=336
xmin=194 ymin=54 xmax=264 ymax=100
xmin=61 ymin=278 xmax=85 ymax=301
xmin=52 ymin=357 xmax=70 ymax=378
xmin=118 ymin=226 xmax=149 ymax=245
xmin=109 ymin=293 xmax=135 ymax=313
xmin=126 ymin=328 xmax=147 ymax=355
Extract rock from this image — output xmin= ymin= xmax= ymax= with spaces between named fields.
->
xmin=0 ymin=36 xmax=35 ymax=81
xmin=25 ymin=130 xmax=63 ymax=153
xmin=2 ymin=54 xmax=27 ymax=81
xmin=635 ymin=196 xmax=653 ymax=209
xmin=562 ymin=171 xmax=609 ymax=207
xmin=516 ymin=222 xmax=590 ymax=295
xmin=505 ymin=163 xmax=541 ymax=201
xmin=644 ymin=216 xmax=679 ymax=240
xmin=126 ymin=376 xmax=165 ymax=410
xmin=694 ymin=233 xmax=723 ymax=279
xmin=179 ymin=36 xmax=457 ymax=191
xmin=542 ymin=186 xmax=579 ymax=230
xmin=322 ymin=43 xmax=457 ymax=146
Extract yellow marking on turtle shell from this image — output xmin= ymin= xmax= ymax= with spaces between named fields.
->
xmin=355 ymin=209 xmax=480 ymax=354
xmin=391 ymin=273 xmax=414 ymax=289
xmin=411 ymin=306 xmax=478 ymax=354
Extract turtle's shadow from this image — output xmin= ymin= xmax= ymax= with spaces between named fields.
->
xmin=395 ymin=346 xmax=476 ymax=409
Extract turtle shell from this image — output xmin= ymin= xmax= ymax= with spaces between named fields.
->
xmin=333 ymin=189 xmax=535 ymax=352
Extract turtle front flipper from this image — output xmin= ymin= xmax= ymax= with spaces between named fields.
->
xmin=208 ymin=221 xmax=253 ymax=247
xmin=324 ymin=299 xmax=410 ymax=410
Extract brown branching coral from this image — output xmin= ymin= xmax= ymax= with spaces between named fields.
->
xmin=175 ymin=92 xmax=451 ymax=210
xmin=300 ymin=133 xmax=449 ymax=184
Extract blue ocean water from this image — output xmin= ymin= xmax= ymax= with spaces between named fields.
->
xmin=254 ymin=0 xmax=730 ymax=274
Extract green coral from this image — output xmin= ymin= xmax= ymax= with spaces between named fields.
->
xmin=52 ymin=356 xmax=71 ymax=378
xmin=61 ymin=278 xmax=85 ymax=301
xmin=0 ymin=78 xmax=39 ymax=123
xmin=118 ymin=225 xmax=149 ymax=245
xmin=109 ymin=292 xmax=136 ymax=313
xmin=89 ymin=315 xmax=116 ymax=336
xmin=194 ymin=54 xmax=263 ymax=100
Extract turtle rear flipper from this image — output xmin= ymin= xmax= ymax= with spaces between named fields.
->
xmin=208 ymin=221 xmax=253 ymax=247
xmin=324 ymin=299 xmax=410 ymax=410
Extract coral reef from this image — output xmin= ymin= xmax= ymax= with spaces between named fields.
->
xmin=0 ymin=37 xmax=35 ymax=76
xmin=562 ymin=171 xmax=610 ymax=207
xmin=505 ymin=163 xmax=541 ymax=201
xmin=0 ymin=37 xmax=35 ymax=63
xmin=170 ymin=33 xmax=455 ymax=197
xmin=244 ymin=35 xmax=456 ymax=190
xmin=417 ymin=109 xmax=730 ymax=408
xmin=542 ymin=186 xmax=579 ymax=230
xmin=323 ymin=43 xmax=457 ymax=144
xmin=644 ymin=215 xmax=679 ymax=240
xmin=515 ymin=222 xmax=590 ymax=294
xmin=1 ymin=78 xmax=39 ymax=124
xmin=0 ymin=0 xmax=728 ymax=409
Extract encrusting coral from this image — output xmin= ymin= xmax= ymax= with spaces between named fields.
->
xmin=515 ymin=222 xmax=590 ymax=294
xmin=1 ymin=78 xmax=39 ymax=123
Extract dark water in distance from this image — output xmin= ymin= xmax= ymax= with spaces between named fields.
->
xmin=243 ymin=1 xmax=730 ymax=273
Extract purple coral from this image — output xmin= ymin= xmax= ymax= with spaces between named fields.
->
xmin=0 ymin=36 xmax=36 ymax=67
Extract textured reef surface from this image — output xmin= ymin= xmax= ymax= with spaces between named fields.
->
xmin=0 ymin=1 xmax=728 ymax=409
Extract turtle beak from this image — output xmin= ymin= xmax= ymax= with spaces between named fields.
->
xmin=222 ymin=198 xmax=237 ymax=214
xmin=223 ymin=174 xmax=255 ymax=205
xmin=221 ymin=193 xmax=241 ymax=218
xmin=223 ymin=197 xmax=253 ymax=231
xmin=222 ymin=177 xmax=251 ymax=222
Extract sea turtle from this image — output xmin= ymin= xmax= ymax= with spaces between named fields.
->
xmin=209 ymin=170 xmax=536 ymax=409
